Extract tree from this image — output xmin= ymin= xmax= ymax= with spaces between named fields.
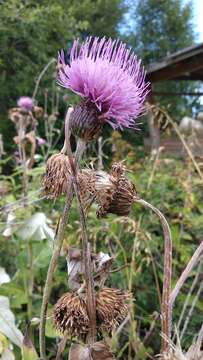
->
xmin=0 ymin=0 xmax=126 ymax=149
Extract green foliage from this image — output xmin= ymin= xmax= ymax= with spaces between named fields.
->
xmin=0 ymin=145 xmax=202 ymax=358
xmin=0 ymin=0 xmax=126 ymax=150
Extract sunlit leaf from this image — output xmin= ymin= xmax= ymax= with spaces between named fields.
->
xmin=16 ymin=212 xmax=54 ymax=242
xmin=0 ymin=268 xmax=10 ymax=286
xmin=0 ymin=296 xmax=23 ymax=347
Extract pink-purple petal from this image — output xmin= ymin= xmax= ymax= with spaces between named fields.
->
xmin=57 ymin=37 xmax=150 ymax=129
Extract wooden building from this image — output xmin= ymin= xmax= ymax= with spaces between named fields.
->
xmin=146 ymin=43 xmax=203 ymax=154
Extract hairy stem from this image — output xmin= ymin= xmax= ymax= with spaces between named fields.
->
xmin=66 ymin=121 xmax=96 ymax=344
xmin=39 ymin=109 xmax=85 ymax=359
xmin=134 ymin=198 xmax=172 ymax=355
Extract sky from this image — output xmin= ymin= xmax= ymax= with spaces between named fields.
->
xmin=190 ymin=0 xmax=203 ymax=42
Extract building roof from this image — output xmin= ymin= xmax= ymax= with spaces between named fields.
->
xmin=147 ymin=43 xmax=203 ymax=83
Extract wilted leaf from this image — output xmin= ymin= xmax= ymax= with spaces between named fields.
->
xmin=68 ymin=344 xmax=91 ymax=360
xmin=16 ymin=212 xmax=54 ymax=242
xmin=0 ymin=296 xmax=23 ymax=347
xmin=0 ymin=268 xmax=10 ymax=286
xmin=91 ymin=340 xmax=115 ymax=360
xmin=67 ymin=248 xmax=83 ymax=291
xmin=68 ymin=341 xmax=115 ymax=360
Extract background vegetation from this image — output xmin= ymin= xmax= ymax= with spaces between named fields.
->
xmin=0 ymin=0 xmax=202 ymax=359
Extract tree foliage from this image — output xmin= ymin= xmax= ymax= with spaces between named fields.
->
xmin=0 ymin=0 xmax=125 ymax=115
xmin=129 ymin=0 xmax=200 ymax=119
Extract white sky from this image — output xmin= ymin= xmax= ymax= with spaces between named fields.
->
xmin=190 ymin=0 xmax=203 ymax=42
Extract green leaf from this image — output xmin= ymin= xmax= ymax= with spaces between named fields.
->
xmin=16 ymin=212 xmax=54 ymax=242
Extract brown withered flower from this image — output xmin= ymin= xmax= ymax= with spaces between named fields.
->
xmin=78 ymin=169 xmax=97 ymax=208
xmin=42 ymin=153 xmax=71 ymax=197
xmin=94 ymin=163 xmax=136 ymax=217
xmin=8 ymin=107 xmax=31 ymax=131
xmin=33 ymin=106 xmax=44 ymax=119
xmin=96 ymin=287 xmax=131 ymax=333
xmin=53 ymin=292 xmax=89 ymax=338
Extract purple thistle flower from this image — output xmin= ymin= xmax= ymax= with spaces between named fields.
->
xmin=37 ymin=137 xmax=46 ymax=146
xmin=17 ymin=96 xmax=33 ymax=112
xmin=57 ymin=37 xmax=150 ymax=133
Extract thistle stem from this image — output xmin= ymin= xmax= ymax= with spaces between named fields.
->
xmin=66 ymin=131 xmax=96 ymax=344
xmin=134 ymin=197 xmax=172 ymax=355
xmin=39 ymin=109 xmax=86 ymax=359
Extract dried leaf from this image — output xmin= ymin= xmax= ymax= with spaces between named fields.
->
xmin=90 ymin=340 xmax=115 ymax=360
xmin=67 ymin=248 xmax=83 ymax=291
xmin=68 ymin=341 xmax=115 ymax=360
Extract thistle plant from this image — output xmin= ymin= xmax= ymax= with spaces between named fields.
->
xmin=39 ymin=36 xmax=178 ymax=359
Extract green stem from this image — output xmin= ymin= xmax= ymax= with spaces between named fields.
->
xmin=39 ymin=109 xmax=85 ymax=359
xmin=27 ymin=241 xmax=34 ymax=337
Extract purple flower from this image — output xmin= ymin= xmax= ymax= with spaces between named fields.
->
xmin=57 ymin=37 xmax=150 ymax=130
xmin=17 ymin=96 xmax=33 ymax=111
xmin=36 ymin=137 xmax=46 ymax=146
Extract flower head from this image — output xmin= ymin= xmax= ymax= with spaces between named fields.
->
xmin=53 ymin=292 xmax=89 ymax=338
xmin=57 ymin=37 xmax=150 ymax=135
xmin=96 ymin=287 xmax=131 ymax=333
xmin=17 ymin=96 xmax=33 ymax=112
xmin=37 ymin=137 xmax=46 ymax=146
xmin=42 ymin=153 xmax=71 ymax=198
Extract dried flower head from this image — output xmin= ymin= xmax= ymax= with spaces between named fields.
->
xmin=96 ymin=287 xmax=131 ymax=333
xmin=57 ymin=37 xmax=150 ymax=140
xmin=94 ymin=163 xmax=136 ymax=217
xmin=78 ymin=169 xmax=97 ymax=208
xmin=42 ymin=153 xmax=71 ymax=197
xmin=53 ymin=292 xmax=89 ymax=338
xmin=17 ymin=96 xmax=33 ymax=112
xmin=8 ymin=108 xmax=31 ymax=130
xmin=33 ymin=106 xmax=43 ymax=119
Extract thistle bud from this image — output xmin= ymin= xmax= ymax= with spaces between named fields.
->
xmin=42 ymin=153 xmax=71 ymax=198
xmin=53 ymin=292 xmax=89 ymax=338
xmin=96 ymin=287 xmax=131 ymax=333
xmin=69 ymin=101 xmax=102 ymax=141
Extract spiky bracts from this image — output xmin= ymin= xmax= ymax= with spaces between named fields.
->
xmin=96 ymin=287 xmax=132 ymax=333
xmin=42 ymin=153 xmax=71 ymax=198
xmin=94 ymin=163 xmax=136 ymax=217
xmin=53 ymin=292 xmax=89 ymax=338
xmin=53 ymin=288 xmax=131 ymax=338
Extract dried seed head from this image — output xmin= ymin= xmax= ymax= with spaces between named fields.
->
xmin=96 ymin=287 xmax=132 ymax=333
xmin=8 ymin=107 xmax=31 ymax=130
xmin=33 ymin=106 xmax=44 ymax=119
xmin=53 ymin=292 xmax=89 ymax=338
xmin=42 ymin=153 xmax=71 ymax=198
xmin=95 ymin=163 xmax=136 ymax=217
xmin=69 ymin=102 xmax=102 ymax=141
xmin=78 ymin=169 xmax=97 ymax=207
